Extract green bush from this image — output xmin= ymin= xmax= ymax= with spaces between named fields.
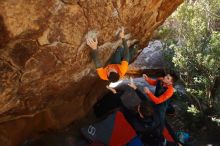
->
xmin=161 ymin=0 xmax=220 ymax=112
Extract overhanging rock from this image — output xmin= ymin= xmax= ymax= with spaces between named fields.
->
xmin=0 ymin=0 xmax=183 ymax=145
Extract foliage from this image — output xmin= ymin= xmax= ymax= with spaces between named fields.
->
xmin=187 ymin=105 xmax=200 ymax=116
xmin=161 ymin=0 xmax=220 ymax=112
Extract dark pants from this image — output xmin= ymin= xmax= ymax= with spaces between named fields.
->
xmin=110 ymin=45 xmax=138 ymax=64
xmin=93 ymin=90 xmax=124 ymax=118
xmin=153 ymin=102 xmax=169 ymax=133
xmin=166 ymin=103 xmax=175 ymax=115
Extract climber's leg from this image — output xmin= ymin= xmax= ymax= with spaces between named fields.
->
xmin=128 ymin=41 xmax=139 ymax=64
xmin=109 ymin=47 xmax=125 ymax=64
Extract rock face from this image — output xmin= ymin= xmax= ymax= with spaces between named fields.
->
xmin=128 ymin=40 xmax=165 ymax=75
xmin=0 ymin=0 xmax=183 ymax=145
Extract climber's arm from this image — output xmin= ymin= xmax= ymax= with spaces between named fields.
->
xmin=120 ymin=28 xmax=129 ymax=62
xmin=143 ymin=74 xmax=158 ymax=86
xmin=87 ymin=38 xmax=103 ymax=68
xmin=144 ymin=86 xmax=174 ymax=104
xmin=117 ymin=28 xmax=129 ymax=76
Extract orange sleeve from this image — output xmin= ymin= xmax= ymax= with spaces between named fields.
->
xmin=145 ymin=77 xmax=157 ymax=86
xmin=146 ymin=86 xmax=174 ymax=104
xmin=145 ymin=77 xmax=163 ymax=86
xmin=96 ymin=68 xmax=108 ymax=80
xmin=118 ymin=61 xmax=129 ymax=76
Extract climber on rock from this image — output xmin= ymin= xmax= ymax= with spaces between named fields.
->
xmin=86 ymin=28 xmax=139 ymax=83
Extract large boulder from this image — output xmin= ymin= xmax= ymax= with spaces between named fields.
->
xmin=0 ymin=0 xmax=183 ymax=145
xmin=128 ymin=40 xmax=165 ymax=75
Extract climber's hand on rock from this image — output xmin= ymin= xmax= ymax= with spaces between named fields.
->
xmin=128 ymin=77 xmax=137 ymax=90
xmin=119 ymin=27 xmax=125 ymax=39
xmin=86 ymin=38 xmax=98 ymax=50
xmin=144 ymin=87 xmax=150 ymax=94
